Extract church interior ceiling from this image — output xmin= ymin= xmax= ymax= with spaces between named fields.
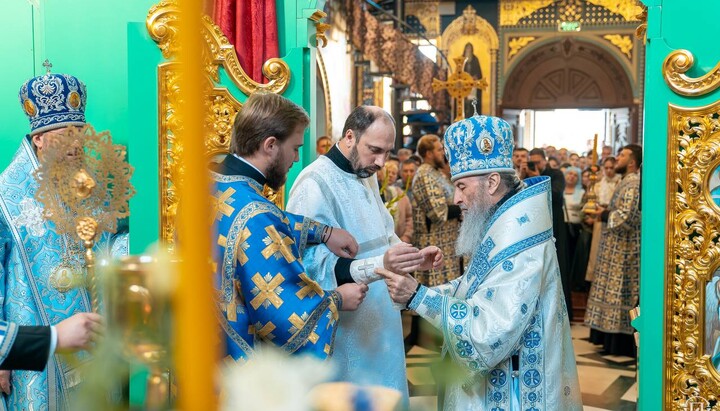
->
xmin=500 ymin=0 xmax=644 ymax=27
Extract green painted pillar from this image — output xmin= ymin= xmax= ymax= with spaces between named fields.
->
xmin=637 ymin=1 xmax=720 ymax=410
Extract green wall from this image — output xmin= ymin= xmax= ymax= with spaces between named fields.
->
xmin=637 ymin=1 xmax=720 ymax=410
xmin=0 ymin=0 xmax=156 ymax=169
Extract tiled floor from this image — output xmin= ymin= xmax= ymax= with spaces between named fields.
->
xmin=404 ymin=314 xmax=637 ymax=410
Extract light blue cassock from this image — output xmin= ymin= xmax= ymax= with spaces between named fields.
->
xmin=287 ymin=156 xmax=409 ymax=401
xmin=0 ymin=139 xmax=128 ymax=411
xmin=409 ymin=176 xmax=582 ymax=410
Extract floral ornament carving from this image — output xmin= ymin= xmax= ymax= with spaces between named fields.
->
xmin=508 ymin=37 xmax=536 ymax=60
xmin=585 ymin=0 xmax=644 ymax=21
xmin=667 ymin=100 xmax=720 ymax=409
xmin=602 ymin=34 xmax=633 ymax=59
xmin=663 ymin=49 xmax=720 ymax=97
xmin=499 ymin=0 xmax=554 ymax=26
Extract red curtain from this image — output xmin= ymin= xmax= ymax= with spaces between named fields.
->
xmin=213 ymin=0 xmax=279 ymax=83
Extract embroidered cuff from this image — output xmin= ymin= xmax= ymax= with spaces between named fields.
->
xmin=309 ymin=221 xmax=329 ymax=244
xmin=349 ymin=255 xmax=385 ymax=284
xmin=411 ymin=286 xmax=445 ymax=330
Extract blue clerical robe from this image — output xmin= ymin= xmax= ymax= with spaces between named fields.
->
xmin=409 ymin=176 xmax=582 ymax=410
xmin=210 ymin=155 xmax=341 ymax=361
xmin=0 ymin=138 xmax=128 ymax=411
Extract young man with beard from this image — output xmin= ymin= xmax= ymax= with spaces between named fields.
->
xmin=286 ymin=106 xmax=443 ymax=402
xmin=210 ymin=92 xmax=368 ymax=362
xmin=378 ymin=115 xmax=581 ymax=410
xmin=584 ymin=145 xmax=642 ymax=357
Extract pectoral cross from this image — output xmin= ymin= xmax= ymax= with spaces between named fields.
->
xmin=42 ymin=59 xmax=53 ymax=74
xmin=432 ymin=56 xmax=489 ymax=121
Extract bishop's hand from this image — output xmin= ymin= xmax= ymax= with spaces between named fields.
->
xmin=325 ymin=227 xmax=359 ymax=259
xmin=383 ymin=243 xmax=424 ymax=274
xmin=375 ymin=268 xmax=418 ymax=305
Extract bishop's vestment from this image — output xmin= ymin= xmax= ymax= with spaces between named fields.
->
xmin=409 ymin=176 xmax=581 ymax=410
xmin=210 ymin=155 xmax=341 ymax=362
xmin=0 ymin=139 xmax=128 ymax=411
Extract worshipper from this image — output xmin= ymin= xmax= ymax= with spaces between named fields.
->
xmin=569 ymin=152 xmax=580 ymax=168
xmin=412 ymin=135 xmax=461 ymax=287
xmin=378 ymin=114 xmax=582 ymax=410
xmin=585 ymin=156 xmax=622 ymax=281
xmin=585 ymin=144 xmax=642 ymax=357
xmin=210 ymin=92 xmax=369 ymax=363
xmin=397 ymin=148 xmax=413 ymax=163
xmin=512 ymin=147 xmax=529 ymax=179
xmin=579 ymin=155 xmax=589 ymax=170
xmin=600 ymin=145 xmax=613 ymax=163
xmin=316 ymin=135 xmax=332 ymax=156
xmin=558 ymin=147 xmax=569 ymax=163
xmin=581 ymin=168 xmax=591 ymax=190
xmin=286 ymin=105 xmax=443 ymax=402
xmin=548 ymin=156 xmax=560 ymax=169
xmin=398 ymin=158 xmax=417 ymax=193
xmin=563 ymin=167 xmax=586 ymax=303
xmin=0 ymin=313 xmax=102 ymax=374
xmin=0 ymin=69 xmax=129 ymax=410
xmin=527 ymin=147 xmax=571 ymax=317
xmin=378 ymin=160 xmax=413 ymax=244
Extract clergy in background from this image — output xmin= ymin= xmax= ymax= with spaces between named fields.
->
xmin=287 ymin=106 xmax=443 ymax=402
xmin=379 ymin=115 xmax=582 ymax=410
xmin=210 ymin=92 xmax=368 ymax=362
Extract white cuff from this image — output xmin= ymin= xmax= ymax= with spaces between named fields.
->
xmin=49 ymin=325 xmax=58 ymax=358
xmin=349 ymin=255 xmax=385 ymax=284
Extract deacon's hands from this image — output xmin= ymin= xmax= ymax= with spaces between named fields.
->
xmin=417 ymin=246 xmax=444 ymax=271
xmin=337 ymin=283 xmax=369 ymax=311
xmin=383 ymin=243 xmax=425 ymax=274
xmin=56 ymin=312 xmax=104 ymax=354
xmin=326 ymin=228 xmax=359 ymax=259
xmin=376 ymin=268 xmax=419 ymax=305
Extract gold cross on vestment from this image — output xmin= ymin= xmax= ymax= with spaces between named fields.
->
xmin=250 ymin=272 xmax=285 ymax=309
xmin=261 ymin=225 xmax=296 ymax=262
xmin=288 ymin=313 xmax=320 ymax=344
xmin=432 ymin=56 xmax=489 ymax=121
xmin=296 ymin=273 xmax=323 ymax=300
xmin=253 ymin=321 xmax=277 ymax=341
xmin=235 ymin=227 xmax=251 ymax=265
xmin=212 ymin=187 xmax=236 ymax=221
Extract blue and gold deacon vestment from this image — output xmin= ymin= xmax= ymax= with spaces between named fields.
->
xmin=211 ymin=154 xmax=341 ymax=361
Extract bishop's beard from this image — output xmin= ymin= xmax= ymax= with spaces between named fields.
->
xmin=455 ymin=196 xmax=494 ymax=257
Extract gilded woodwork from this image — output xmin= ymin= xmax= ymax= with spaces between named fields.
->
xmin=585 ymin=0 xmax=644 ymax=21
xmin=508 ymin=36 xmax=537 ymax=59
xmin=405 ymin=1 xmax=440 ymax=38
xmin=149 ymin=1 xmax=293 ymax=247
xmin=309 ymin=10 xmax=330 ymax=48
xmin=499 ymin=0 xmax=554 ymax=26
xmin=666 ymin=99 xmax=720 ymax=409
xmin=663 ymin=50 xmax=720 ymax=97
xmin=442 ymin=5 xmax=499 ymax=49
xmin=432 ymin=57 xmax=489 ymax=121
xmin=635 ymin=6 xmax=647 ymax=44
xmin=603 ymin=34 xmax=633 ymax=59
xmin=316 ymin=50 xmax=333 ymax=137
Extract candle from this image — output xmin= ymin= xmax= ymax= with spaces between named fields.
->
xmin=592 ymin=133 xmax=598 ymax=166
xmin=175 ymin=1 xmax=218 ymax=410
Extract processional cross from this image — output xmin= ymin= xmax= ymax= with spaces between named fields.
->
xmin=432 ymin=56 xmax=489 ymax=121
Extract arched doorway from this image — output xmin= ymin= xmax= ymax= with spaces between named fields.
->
xmin=501 ymin=37 xmax=638 ymax=151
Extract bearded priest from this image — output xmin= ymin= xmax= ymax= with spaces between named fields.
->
xmin=379 ymin=115 xmax=581 ymax=410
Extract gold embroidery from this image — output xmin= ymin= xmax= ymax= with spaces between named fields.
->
xmin=253 ymin=321 xmax=277 ymax=341
xmin=212 ymin=187 xmax=236 ymax=221
xmin=236 ymin=228 xmax=251 ymax=265
xmin=296 ymin=273 xmax=323 ymax=300
xmin=250 ymin=273 xmax=285 ymax=309
xmin=289 ymin=313 xmax=320 ymax=344
xmin=217 ymin=234 xmax=227 ymax=247
xmin=261 ymin=226 xmax=296 ymax=262
xmin=324 ymin=344 xmax=331 ymax=355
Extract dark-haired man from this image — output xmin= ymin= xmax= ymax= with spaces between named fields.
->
xmin=287 ymin=105 xmax=443 ymax=401
xmin=585 ymin=144 xmax=642 ymax=357
xmin=210 ymin=92 xmax=368 ymax=362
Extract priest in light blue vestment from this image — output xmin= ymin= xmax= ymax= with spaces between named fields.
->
xmin=380 ymin=115 xmax=582 ymax=410
xmin=0 ymin=70 xmax=128 ymax=411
